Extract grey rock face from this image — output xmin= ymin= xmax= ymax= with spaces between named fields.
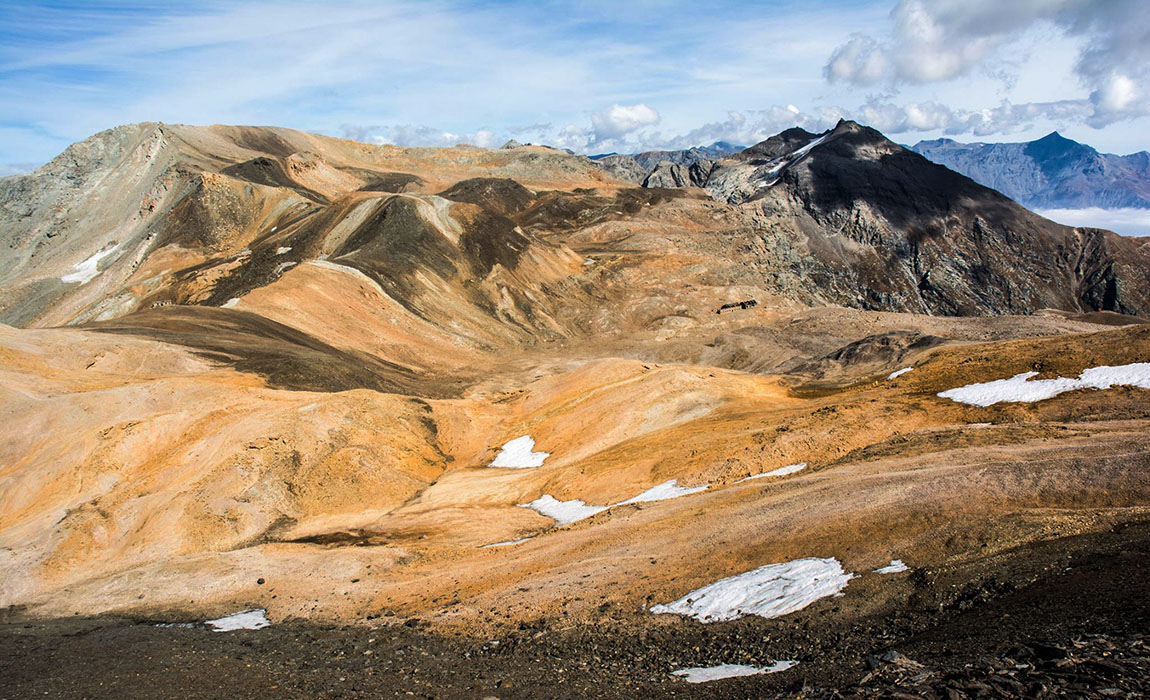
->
xmin=641 ymin=161 xmax=689 ymax=188
xmin=591 ymin=143 xmax=741 ymax=189
xmin=912 ymin=132 xmax=1150 ymax=209
xmin=593 ymin=154 xmax=646 ymax=184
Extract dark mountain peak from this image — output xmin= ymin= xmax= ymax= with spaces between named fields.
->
xmin=738 ymin=127 xmax=818 ymax=160
xmin=1037 ymin=130 xmax=1069 ymax=143
xmin=1025 ymin=130 xmax=1093 ymax=161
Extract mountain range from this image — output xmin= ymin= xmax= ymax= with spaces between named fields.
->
xmin=1 ymin=118 xmax=1148 ymax=697
xmin=911 ymin=131 xmax=1150 ymax=210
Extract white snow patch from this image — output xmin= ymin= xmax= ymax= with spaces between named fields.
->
xmin=756 ymin=178 xmax=780 ymax=189
xmin=738 ymin=462 xmax=807 ymax=482
xmin=481 ymin=537 xmax=534 ymax=548
xmin=205 ymin=609 xmax=270 ymax=632
xmin=270 ymin=226 xmax=278 ymax=232
xmin=276 ymin=246 xmax=292 ymax=255
xmin=651 ymin=557 xmax=854 ymax=623
xmin=618 ymin=479 xmax=707 ymax=504
xmin=672 ymin=661 xmax=799 ymax=683
xmin=490 ymin=435 xmax=550 ymax=468
xmin=874 ymin=559 xmax=909 ymax=574
xmin=888 ymin=367 xmax=914 ymax=379
xmin=938 ymin=363 xmax=1150 ymax=407
xmin=519 ymin=495 xmax=606 ymax=525
xmin=789 ymin=133 xmax=829 ymax=160
xmin=583 ymin=258 xmax=596 ymax=266
xmin=221 ymin=298 xmax=241 ymax=308
xmin=273 ymin=261 xmax=297 ymax=276
xmin=61 ymin=247 xmax=118 ymax=284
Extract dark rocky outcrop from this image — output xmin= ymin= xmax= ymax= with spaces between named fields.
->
xmin=708 ymin=120 xmax=1150 ymax=316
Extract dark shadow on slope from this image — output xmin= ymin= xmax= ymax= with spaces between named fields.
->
xmin=85 ymin=306 xmax=463 ymax=397
xmin=221 ymin=157 xmax=329 ymax=203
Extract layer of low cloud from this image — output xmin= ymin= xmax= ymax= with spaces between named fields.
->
xmin=339 ymin=124 xmax=499 ymax=149
xmin=825 ymin=0 xmax=1150 ymax=127
xmin=1035 ymin=207 xmax=1150 ymax=237
xmin=336 ymin=96 xmax=1106 ymax=156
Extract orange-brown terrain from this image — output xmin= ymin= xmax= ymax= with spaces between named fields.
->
xmin=0 ymin=122 xmax=1148 ymax=699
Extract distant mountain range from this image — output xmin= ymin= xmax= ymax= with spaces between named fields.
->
xmin=590 ymin=142 xmax=744 ymax=188
xmin=911 ymin=132 xmax=1150 ymax=210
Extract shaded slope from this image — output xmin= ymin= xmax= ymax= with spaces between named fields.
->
xmin=86 ymin=306 xmax=462 ymax=396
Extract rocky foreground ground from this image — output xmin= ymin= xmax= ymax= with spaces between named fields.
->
xmin=2 ymin=523 xmax=1145 ymax=699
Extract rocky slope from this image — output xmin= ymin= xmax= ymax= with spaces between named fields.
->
xmin=912 ymin=131 xmax=1150 ymax=209
xmin=699 ymin=121 xmax=1150 ymax=316
xmin=591 ymin=142 xmax=741 ymax=185
xmin=0 ymin=120 xmax=1148 ymax=698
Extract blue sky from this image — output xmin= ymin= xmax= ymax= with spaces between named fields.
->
xmin=2 ymin=0 xmax=1150 ymax=174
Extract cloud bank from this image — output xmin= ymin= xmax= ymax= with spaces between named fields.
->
xmin=825 ymin=0 xmax=1150 ymax=127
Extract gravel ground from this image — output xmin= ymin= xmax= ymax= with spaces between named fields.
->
xmin=1 ymin=523 xmax=1146 ymax=700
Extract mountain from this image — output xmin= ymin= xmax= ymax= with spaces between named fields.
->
xmin=1 ymin=119 xmax=1148 ymax=693
xmin=6 ymin=121 xmax=1149 ymax=333
xmin=911 ymin=132 xmax=1150 ymax=209
xmin=590 ymin=141 xmax=743 ymax=185
xmin=615 ymin=121 xmax=1150 ymax=316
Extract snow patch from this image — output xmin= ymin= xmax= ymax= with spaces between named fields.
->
xmin=519 ymin=495 xmax=606 ymax=525
xmin=481 ymin=537 xmax=534 ymax=548
xmin=205 ymin=609 xmax=270 ymax=632
xmin=490 ymin=435 xmax=550 ymax=468
xmin=618 ymin=479 xmax=707 ymax=505
xmin=938 ymin=363 xmax=1150 ymax=407
xmin=276 ymin=246 xmax=292 ymax=255
xmin=221 ymin=298 xmax=241 ymax=308
xmin=583 ymin=258 xmax=596 ymax=266
xmin=651 ymin=557 xmax=854 ymax=623
xmin=888 ymin=367 xmax=914 ymax=379
xmin=672 ymin=661 xmax=799 ymax=683
xmin=738 ymin=462 xmax=807 ymax=482
xmin=874 ymin=559 xmax=909 ymax=574
xmin=61 ymin=247 xmax=118 ymax=284
xmin=789 ymin=133 xmax=829 ymax=160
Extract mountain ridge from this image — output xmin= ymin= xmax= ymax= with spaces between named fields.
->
xmin=911 ymin=131 xmax=1150 ymax=209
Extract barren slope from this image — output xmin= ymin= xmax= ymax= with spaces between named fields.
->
xmin=0 ymin=122 xmax=1147 ymax=697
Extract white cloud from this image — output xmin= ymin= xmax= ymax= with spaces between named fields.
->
xmin=1035 ymin=207 xmax=1150 ymax=237
xmin=857 ymin=98 xmax=1092 ymax=136
xmin=825 ymin=34 xmax=888 ymax=85
xmin=339 ymin=124 xmax=507 ymax=148
xmin=824 ymin=0 xmax=1150 ymax=128
xmin=590 ymin=103 xmax=660 ymax=143
xmin=334 ymin=95 xmax=1100 ymax=155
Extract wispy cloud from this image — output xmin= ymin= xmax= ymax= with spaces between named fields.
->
xmin=1 ymin=1 xmax=1147 ymax=166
